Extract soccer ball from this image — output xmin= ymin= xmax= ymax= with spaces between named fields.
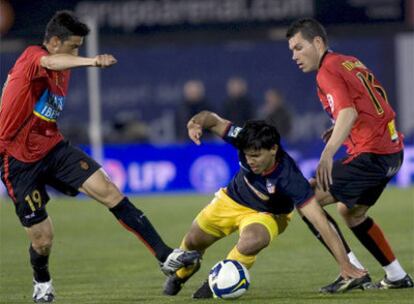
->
xmin=208 ymin=259 xmax=250 ymax=299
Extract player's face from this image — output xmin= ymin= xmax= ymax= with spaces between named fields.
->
xmin=244 ymin=147 xmax=277 ymax=175
xmin=288 ymin=32 xmax=321 ymax=73
xmin=53 ymin=35 xmax=84 ymax=56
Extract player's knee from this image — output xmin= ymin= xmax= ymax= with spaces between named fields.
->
xmin=337 ymin=204 xmax=366 ymax=227
xmin=183 ymin=231 xmax=202 ymax=251
xmin=99 ymin=181 xmax=124 ymax=207
xmin=315 ymin=189 xmax=336 ymax=206
xmin=238 ymin=229 xmax=270 ymax=255
xmin=31 ymin=237 xmax=53 ymax=255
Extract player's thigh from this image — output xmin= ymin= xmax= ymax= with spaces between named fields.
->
xmin=237 ymin=223 xmax=271 ymax=254
xmin=314 ymin=188 xmax=337 ymax=206
xmin=0 ymin=155 xmax=50 ymax=227
xmin=239 ymin=212 xmax=291 ymax=244
xmin=195 ymin=189 xmax=243 ymax=239
xmin=80 ymin=169 xmax=123 ymax=207
xmin=46 ymin=141 xmax=122 ymax=207
xmin=329 ymin=152 xmax=401 ymax=209
xmin=184 ymin=221 xmax=221 ymax=252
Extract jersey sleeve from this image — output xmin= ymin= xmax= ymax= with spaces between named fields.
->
xmin=277 ymin=159 xmax=315 ymax=208
xmin=318 ymin=62 xmax=354 ymax=119
xmin=26 ymin=46 xmax=49 ymax=81
xmin=222 ymin=123 xmax=243 ymax=148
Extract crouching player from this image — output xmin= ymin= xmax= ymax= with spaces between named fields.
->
xmin=163 ymin=111 xmax=366 ymax=298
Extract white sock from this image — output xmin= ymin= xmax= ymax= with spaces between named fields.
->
xmin=383 ymin=260 xmax=406 ymax=281
xmin=348 ymin=251 xmax=365 ymax=270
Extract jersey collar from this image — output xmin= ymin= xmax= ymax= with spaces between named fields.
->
xmin=318 ymin=49 xmax=332 ymax=69
xmin=261 ymin=161 xmax=278 ymax=176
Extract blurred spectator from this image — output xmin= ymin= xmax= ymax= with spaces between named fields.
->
xmin=257 ymin=88 xmax=292 ymax=137
xmin=222 ymin=77 xmax=253 ymax=125
xmin=176 ymin=80 xmax=212 ymax=141
xmin=106 ymin=111 xmax=149 ymax=143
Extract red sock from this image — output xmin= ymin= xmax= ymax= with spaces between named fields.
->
xmin=351 ymin=217 xmax=395 ymax=266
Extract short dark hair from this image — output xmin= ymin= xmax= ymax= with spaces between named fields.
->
xmin=44 ymin=10 xmax=90 ymax=42
xmin=286 ymin=18 xmax=328 ymax=45
xmin=236 ymin=120 xmax=281 ymax=151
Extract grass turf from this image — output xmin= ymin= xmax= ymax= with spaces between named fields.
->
xmin=1 ymin=188 xmax=413 ymax=303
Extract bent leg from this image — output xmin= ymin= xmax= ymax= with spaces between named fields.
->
xmin=227 ymin=223 xmax=271 ymax=269
xmin=227 ymin=212 xmax=285 ymax=269
xmin=176 ymin=221 xmax=221 ymax=280
xmin=80 ymin=169 xmax=173 ymax=262
xmin=181 ymin=221 xmax=221 ymax=252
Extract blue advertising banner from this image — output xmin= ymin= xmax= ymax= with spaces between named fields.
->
xmin=1 ymin=142 xmax=413 ymax=198
xmin=76 ymin=142 xmax=414 ymax=194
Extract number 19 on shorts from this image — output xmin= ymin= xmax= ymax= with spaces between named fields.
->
xmin=25 ymin=190 xmax=42 ymax=212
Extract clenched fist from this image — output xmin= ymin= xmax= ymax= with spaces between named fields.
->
xmin=94 ymin=54 xmax=117 ymax=68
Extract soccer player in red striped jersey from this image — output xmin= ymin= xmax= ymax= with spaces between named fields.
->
xmin=286 ymin=18 xmax=413 ymax=293
xmin=0 ymin=10 xmax=199 ymax=303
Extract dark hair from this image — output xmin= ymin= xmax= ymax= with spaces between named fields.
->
xmin=236 ymin=120 xmax=281 ymax=151
xmin=286 ymin=18 xmax=328 ymax=45
xmin=44 ymin=10 xmax=90 ymax=42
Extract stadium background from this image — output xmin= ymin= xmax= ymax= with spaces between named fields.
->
xmin=1 ymin=1 xmax=413 ymax=304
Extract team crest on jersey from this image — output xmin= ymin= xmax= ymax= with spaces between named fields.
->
xmin=266 ymin=179 xmax=275 ymax=194
xmin=80 ymin=160 xmax=89 ymax=170
xmin=228 ymin=126 xmax=242 ymax=138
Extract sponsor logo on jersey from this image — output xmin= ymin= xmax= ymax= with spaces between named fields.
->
xmin=33 ymin=89 xmax=65 ymax=122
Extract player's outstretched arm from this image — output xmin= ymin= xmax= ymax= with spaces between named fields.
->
xmin=187 ymin=111 xmax=230 ymax=145
xmin=40 ymin=53 xmax=117 ymax=71
xmin=298 ymin=198 xmax=367 ymax=279
xmin=317 ymin=107 xmax=357 ymax=191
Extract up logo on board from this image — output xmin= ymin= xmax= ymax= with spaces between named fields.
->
xmin=190 ymin=155 xmax=230 ymax=193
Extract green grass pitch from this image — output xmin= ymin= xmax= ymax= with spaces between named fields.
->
xmin=1 ymin=188 xmax=413 ymax=303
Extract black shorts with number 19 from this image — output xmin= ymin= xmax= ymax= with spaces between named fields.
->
xmin=0 ymin=140 xmax=101 ymax=227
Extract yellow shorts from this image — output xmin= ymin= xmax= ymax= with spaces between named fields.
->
xmin=195 ymin=188 xmax=293 ymax=241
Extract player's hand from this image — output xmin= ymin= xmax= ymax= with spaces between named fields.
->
xmin=187 ymin=119 xmax=203 ymax=145
xmin=340 ymin=263 xmax=367 ymax=280
xmin=321 ymin=125 xmax=334 ymax=143
xmin=94 ymin=54 xmax=117 ymax=68
xmin=316 ymin=150 xmax=333 ymax=192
